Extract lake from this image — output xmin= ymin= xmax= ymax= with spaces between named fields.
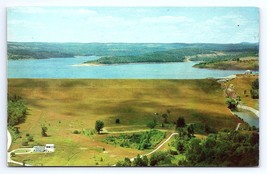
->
xmin=8 ymin=56 xmax=246 ymax=79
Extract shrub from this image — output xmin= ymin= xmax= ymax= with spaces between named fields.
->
xmin=115 ymin=118 xmax=120 ymax=124
xmin=10 ymin=152 xmax=16 ymax=157
xmin=26 ymin=133 xmax=30 ymax=137
xmin=226 ymin=98 xmax=238 ymax=111
xmin=250 ymin=78 xmax=259 ymax=99
xmin=21 ymin=141 xmax=29 ymax=146
xmin=168 ymin=149 xmax=178 ymax=155
xmin=176 ymin=117 xmax=186 ymax=128
xmin=176 ymin=140 xmax=185 ymax=153
xmin=95 ymin=120 xmax=104 ymax=133
xmin=147 ymin=120 xmax=157 ymax=129
xmin=72 ymin=130 xmax=81 ymax=134
xmin=150 ymin=151 xmax=172 ymax=166
xmin=82 ymin=128 xmax=96 ymax=137
xmin=133 ymin=154 xmax=148 ymax=167
xmin=41 ymin=126 xmax=48 ymax=137
xmin=104 ymin=130 xmax=166 ymax=150
xmin=116 ymin=158 xmax=132 ymax=167
xmin=250 ymin=89 xmax=259 ymax=99
xmin=27 ymin=135 xmax=34 ymax=142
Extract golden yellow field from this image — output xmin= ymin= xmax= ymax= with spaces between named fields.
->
xmin=226 ymin=74 xmax=259 ymax=109
xmin=8 ymin=79 xmax=239 ymax=166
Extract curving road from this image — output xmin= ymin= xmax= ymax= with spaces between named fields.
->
xmin=7 ymin=130 xmax=32 ymax=166
xmin=142 ymin=132 xmax=178 ymax=157
xmin=237 ymin=104 xmax=259 ymax=117
xmin=127 ymin=132 xmax=178 ymax=162
xmin=111 ymin=131 xmax=179 ymax=166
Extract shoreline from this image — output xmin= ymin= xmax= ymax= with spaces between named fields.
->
xmin=72 ymin=63 xmax=104 ymax=66
xmin=72 ymin=61 xmax=195 ymax=67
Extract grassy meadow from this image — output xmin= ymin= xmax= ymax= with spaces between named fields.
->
xmin=8 ymin=79 xmax=239 ymax=166
xmin=226 ymin=74 xmax=259 ymax=109
xmin=194 ymin=57 xmax=259 ymax=70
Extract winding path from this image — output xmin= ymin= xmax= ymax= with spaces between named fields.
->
xmin=7 ymin=130 xmax=32 ymax=166
xmin=237 ymin=104 xmax=259 ymax=117
xmin=112 ymin=132 xmax=178 ymax=165
xmin=108 ymin=129 xmax=168 ymax=134
xmin=142 ymin=132 xmax=178 ymax=157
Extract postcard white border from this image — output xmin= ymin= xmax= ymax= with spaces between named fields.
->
xmin=1 ymin=0 xmax=266 ymax=174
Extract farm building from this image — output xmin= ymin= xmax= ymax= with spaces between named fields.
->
xmin=33 ymin=144 xmax=55 ymax=153
xmin=45 ymin=144 xmax=55 ymax=152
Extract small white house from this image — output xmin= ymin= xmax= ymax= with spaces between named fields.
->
xmin=45 ymin=144 xmax=55 ymax=152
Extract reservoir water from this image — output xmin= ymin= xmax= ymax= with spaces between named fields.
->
xmin=232 ymin=110 xmax=259 ymax=128
xmin=8 ymin=56 xmax=246 ymax=79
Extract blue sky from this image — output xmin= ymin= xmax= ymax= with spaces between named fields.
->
xmin=7 ymin=7 xmax=259 ymax=43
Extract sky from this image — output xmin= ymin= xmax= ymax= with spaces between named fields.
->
xmin=7 ymin=7 xmax=259 ymax=43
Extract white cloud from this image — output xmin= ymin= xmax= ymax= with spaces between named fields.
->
xmin=7 ymin=7 xmax=259 ymax=43
xmin=222 ymin=15 xmax=249 ymax=26
xmin=141 ymin=16 xmax=193 ymax=24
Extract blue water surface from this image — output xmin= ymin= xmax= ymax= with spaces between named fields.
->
xmin=8 ymin=56 xmax=247 ymax=79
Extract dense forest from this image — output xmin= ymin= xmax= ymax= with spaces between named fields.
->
xmin=193 ymin=49 xmax=259 ymax=70
xmin=8 ymin=42 xmax=258 ymax=61
xmin=84 ymin=48 xmax=213 ymax=64
xmin=8 ymin=95 xmax=28 ymax=141
xmin=84 ymin=47 xmax=258 ymax=65
xmin=8 ymin=95 xmax=28 ymax=127
xmin=116 ymin=123 xmax=259 ymax=167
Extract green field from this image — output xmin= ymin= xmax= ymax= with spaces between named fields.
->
xmin=194 ymin=57 xmax=259 ymax=70
xmin=226 ymin=74 xmax=259 ymax=109
xmin=8 ymin=79 xmax=240 ymax=166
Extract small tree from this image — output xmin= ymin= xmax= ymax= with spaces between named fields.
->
xmin=133 ymin=154 xmax=148 ymax=167
xmin=147 ymin=119 xmax=157 ymax=129
xmin=95 ymin=120 xmax=104 ymax=134
xmin=116 ymin=157 xmax=132 ymax=167
xmin=124 ymin=157 xmax=132 ymax=166
xmin=176 ymin=117 xmax=186 ymax=136
xmin=176 ymin=140 xmax=185 ymax=153
xmin=226 ymin=98 xmax=238 ymax=111
xmin=250 ymin=78 xmax=259 ymax=99
xmin=27 ymin=135 xmax=34 ymax=142
xmin=176 ymin=117 xmax=185 ymax=128
xmin=162 ymin=113 xmax=168 ymax=124
xmin=41 ymin=126 xmax=48 ymax=137
xmin=72 ymin=130 xmax=80 ymax=134
xmin=150 ymin=151 xmax=171 ymax=166
xmin=187 ymin=124 xmax=194 ymax=138
xmin=10 ymin=152 xmax=16 ymax=157
xmin=115 ymin=118 xmax=120 ymax=124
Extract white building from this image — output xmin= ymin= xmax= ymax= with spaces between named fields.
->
xmin=45 ymin=144 xmax=55 ymax=152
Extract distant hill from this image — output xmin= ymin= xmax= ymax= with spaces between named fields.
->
xmin=8 ymin=42 xmax=259 ymax=61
